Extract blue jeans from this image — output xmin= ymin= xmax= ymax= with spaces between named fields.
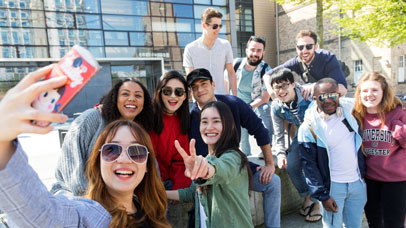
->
xmin=252 ymin=171 xmax=281 ymax=228
xmin=320 ymin=180 xmax=367 ymax=228
xmin=241 ymin=102 xmax=273 ymax=156
xmin=286 ymin=137 xmax=309 ymax=197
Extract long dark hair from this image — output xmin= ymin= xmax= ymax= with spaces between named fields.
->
xmin=152 ymin=71 xmax=190 ymax=134
xmin=101 ymin=78 xmax=154 ymax=132
xmin=86 ymin=120 xmax=170 ymax=228
xmin=201 ymin=101 xmax=251 ymax=181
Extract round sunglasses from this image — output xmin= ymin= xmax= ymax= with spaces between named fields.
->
xmin=100 ymin=143 xmax=149 ymax=164
xmin=162 ymin=87 xmax=185 ymax=97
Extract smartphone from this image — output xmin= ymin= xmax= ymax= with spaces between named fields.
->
xmin=32 ymin=45 xmax=101 ymax=126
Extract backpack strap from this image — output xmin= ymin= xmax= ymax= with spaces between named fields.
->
xmin=260 ymin=62 xmax=269 ymax=78
xmin=297 ymin=57 xmax=317 ymax=83
xmin=233 ymin=58 xmax=243 ymax=72
xmin=342 ymin=118 xmax=354 ymax=132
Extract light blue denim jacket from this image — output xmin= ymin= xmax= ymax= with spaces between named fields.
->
xmin=271 ymin=85 xmax=312 ymax=159
xmin=0 ymin=142 xmax=111 ymax=228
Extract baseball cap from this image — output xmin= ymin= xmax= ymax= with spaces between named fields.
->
xmin=186 ymin=68 xmax=213 ymax=87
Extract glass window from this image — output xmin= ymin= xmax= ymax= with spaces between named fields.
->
xmin=130 ymin=32 xmax=152 ymax=46
xmin=176 ymin=18 xmax=194 ymax=32
xmin=10 ymin=21 xmax=18 ymax=27
xmin=102 ymin=15 xmax=151 ymax=31
xmin=46 ymin=12 xmax=75 ymax=28
xmin=1 ymin=31 xmax=9 ymax=44
xmin=173 ymin=4 xmax=193 ymax=18
xmin=177 ymin=33 xmax=195 ymax=47
xmin=76 ymin=14 xmax=101 ymax=29
xmin=22 ymin=11 xmax=46 ymax=27
xmin=0 ymin=10 xmax=5 ymax=18
xmin=20 ymin=1 xmax=26 ymax=8
xmin=10 ymin=11 xmax=17 ymax=18
xmin=0 ymin=20 xmax=6 ymax=26
xmin=0 ymin=0 xmax=3 ymax=7
xmin=86 ymin=30 xmax=104 ymax=46
xmin=9 ymin=1 xmax=15 ymax=7
xmin=1 ymin=47 xmax=16 ymax=58
xmin=151 ymin=17 xmax=176 ymax=32
xmin=101 ymin=0 xmax=149 ymax=16
xmin=194 ymin=0 xmax=210 ymax=4
xmin=21 ymin=12 xmax=27 ymax=19
xmin=75 ymin=0 xmax=100 ymax=13
xmin=193 ymin=5 xmax=228 ymax=20
xmin=150 ymin=3 xmax=173 ymax=17
xmin=152 ymin=32 xmax=178 ymax=46
xmin=12 ymin=31 xmax=20 ymax=44
xmin=104 ymin=31 xmax=128 ymax=46
xmin=23 ymin=31 xmax=30 ymax=44
xmin=213 ymin=0 xmax=227 ymax=6
xmin=106 ymin=47 xmax=154 ymax=58
xmin=87 ymin=47 xmax=105 ymax=58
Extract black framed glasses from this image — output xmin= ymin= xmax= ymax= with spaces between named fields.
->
xmin=206 ymin=23 xmax=222 ymax=30
xmin=317 ymin=93 xmax=340 ymax=102
xmin=162 ymin=87 xmax=185 ymax=97
xmin=100 ymin=143 xmax=149 ymax=164
xmin=272 ymin=82 xmax=291 ymax=91
xmin=296 ymin=44 xmax=314 ymax=51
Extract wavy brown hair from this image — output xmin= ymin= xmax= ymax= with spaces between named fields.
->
xmin=86 ymin=120 xmax=170 ymax=228
xmin=353 ymin=72 xmax=402 ymax=130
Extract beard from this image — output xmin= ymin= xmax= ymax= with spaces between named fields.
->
xmin=247 ymin=55 xmax=263 ymax=66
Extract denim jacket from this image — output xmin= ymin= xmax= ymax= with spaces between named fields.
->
xmin=0 ymin=142 xmax=111 ymax=228
xmin=271 ymin=85 xmax=311 ymax=159
xmin=234 ymin=58 xmax=271 ymax=101
xmin=297 ymin=98 xmax=366 ymax=201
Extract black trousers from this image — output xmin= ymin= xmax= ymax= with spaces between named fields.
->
xmin=364 ymin=178 xmax=406 ymax=228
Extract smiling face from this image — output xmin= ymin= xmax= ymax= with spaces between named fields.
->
xmin=200 ymin=106 xmax=223 ymax=149
xmin=190 ymin=79 xmax=216 ymax=108
xmin=203 ymin=17 xmax=222 ymax=39
xmin=246 ymin=40 xmax=264 ymax=66
xmin=272 ymin=80 xmax=296 ymax=103
xmin=360 ymin=80 xmax=383 ymax=114
xmin=296 ymin=36 xmax=317 ymax=65
xmin=161 ymin=78 xmax=186 ymax=114
xmin=100 ymin=126 xmax=147 ymax=198
xmin=314 ymin=82 xmax=340 ymax=115
xmin=117 ymin=81 xmax=144 ymax=120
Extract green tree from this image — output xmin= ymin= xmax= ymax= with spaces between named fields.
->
xmin=334 ymin=0 xmax=406 ymax=47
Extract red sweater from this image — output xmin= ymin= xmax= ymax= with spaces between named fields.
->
xmin=150 ymin=113 xmax=191 ymax=189
xmin=362 ymin=106 xmax=406 ymax=182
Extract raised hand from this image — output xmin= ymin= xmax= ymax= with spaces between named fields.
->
xmin=174 ymin=139 xmax=209 ymax=180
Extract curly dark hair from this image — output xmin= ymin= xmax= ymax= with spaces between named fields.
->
xmin=152 ymin=71 xmax=190 ymax=134
xmin=101 ymin=78 xmax=154 ymax=132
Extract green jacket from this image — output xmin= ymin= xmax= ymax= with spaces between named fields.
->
xmin=178 ymin=150 xmax=253 ymax=228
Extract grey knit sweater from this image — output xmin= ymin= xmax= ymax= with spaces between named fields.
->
xmin=51 ymin=109 xmax=106 ymax=196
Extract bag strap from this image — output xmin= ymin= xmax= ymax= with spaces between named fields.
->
xmin=298 ymin=57 xmax=317 ymax=83
xmin=303 ymin=118 xmax=317 ymax=142
xmin=233 ymin=58 xmax=243 ymax=72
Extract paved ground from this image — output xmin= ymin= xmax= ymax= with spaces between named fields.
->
xmin=14 ymin=122 xmax=368 ymax=228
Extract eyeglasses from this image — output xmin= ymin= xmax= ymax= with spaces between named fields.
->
xmin=272 ymin=82 xmax=291 ymax=91
xmin=317 ymin=93 xmax=340 ymax=102
xmin=162 ymin=87 xmax=185 ymax=97
xmin=296 ymin=44 xmax=314 ymax=51
xmin=100 ymin=143 xmax=149 ymax=164
xmin=206 ymin=23 xmax=222 ymax=30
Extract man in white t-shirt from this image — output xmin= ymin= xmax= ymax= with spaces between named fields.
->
xmin=183 ymin=8 xmax=237 ymax=95
xmin=298 ymin=78 xmax=367 ymax=228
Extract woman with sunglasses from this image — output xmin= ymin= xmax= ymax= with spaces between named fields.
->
xmin=52 ymin=77 xmax=154 ymax=196
xmin=150 ymin=71 xmax=190 ymax=190
xmin=0 ymin=66 xmax=170 ymax=227
xmin=166 ymin=101 xmax=253 ymax=228
xmin=353 ymin=72 xmax=406 ymax=228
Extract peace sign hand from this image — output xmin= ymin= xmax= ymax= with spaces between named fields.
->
xmin=174 ymin=139 xmax=209 ymax=180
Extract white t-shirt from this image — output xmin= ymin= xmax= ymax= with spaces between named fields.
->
xmin=318 ymin=113 xmax=359 ymax=183
xmin=183 ymin=37 xmax=234 ymax=94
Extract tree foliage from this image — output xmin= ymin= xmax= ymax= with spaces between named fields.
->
xmin=334 ymin=0 xmax=406 ymax=47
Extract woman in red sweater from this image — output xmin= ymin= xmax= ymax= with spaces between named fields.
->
xmin=150 ymin=71 xmax=191 ymax=190
xmin=353 ymin=72 xmax=406 ymax=228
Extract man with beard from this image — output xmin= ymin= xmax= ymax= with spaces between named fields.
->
xmin=298 ymin=78 xmax=366 ymax=228
xmin=265 ymin=30 xmax=347 ymax=100
xmin=226 ymin=36 xmax=273 ymax=156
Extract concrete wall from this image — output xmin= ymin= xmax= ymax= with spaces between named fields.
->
xmin=63 ymin=63 xmax=112 ymax=117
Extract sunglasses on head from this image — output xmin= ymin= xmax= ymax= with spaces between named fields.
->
xmin=206 ymin=23 xmax=222 ymax=30
xmin=162 ymin=87 xmax=185 ymax=97
xmin=297 ymin=44 xmax=314 ymax=51
xmin=317 ymin=93 xmax=340 ymax=102
xmin=100 ymin=143 xmax=149 ymax=164
xmin=249 ymin=35 xmax=265 ymax=42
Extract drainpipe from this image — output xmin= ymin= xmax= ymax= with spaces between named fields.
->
xmin=275 ymin=1 xmax=280 ymax=65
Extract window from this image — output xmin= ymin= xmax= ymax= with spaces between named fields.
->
xmin=12 ymin=31 xmax=19 ymax=44
xmin=21 ymin=12 xmax=27 ymax=19
xmin=8 ymin=1 xmax=15 ymax=7
xmin=0 ymin=10 xmax=5 ymax=18
xmin=20 ymin=1 xmax=26 ymax=8
xmin=23 ymin=32 xmax=30 ymax=44
xmin=354 ymin=60 xmax=363 ymax=83
xmin=398 ymin=56 xmax=405 ymax=82
xmin=130 ymin=32 xmax=152 ymax=46
xmin=104 ymin=31 xmax=128 ymax=46
xmin=1 ymin=31 xmax=9 ymax=44
xmin=10 ymin=11 xmax=17 ymax=18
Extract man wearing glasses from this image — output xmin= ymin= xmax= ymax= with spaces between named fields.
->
xmin=298 ymin=78 xmax=366 ymax=228
xmin=264 ymin=68 xmax=320 ymax=222
xmin=264 ymin=30 xmax=347 ymax=100
xmin=226 ymin=36 xmax=273 ymax=157
xmin=183 ymin=8 xmax=237 ymax=96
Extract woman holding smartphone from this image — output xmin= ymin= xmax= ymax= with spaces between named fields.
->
xmin=0 ymin=65 xmax=170 ymax=227
xmin=353 ymin=72 xmax=406 ymax=228
xmin=166 ymin=101 xmax=253 ymax=228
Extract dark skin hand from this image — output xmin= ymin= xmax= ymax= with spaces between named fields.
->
xmin=322 ymin=197 xmax=338 ymax=212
